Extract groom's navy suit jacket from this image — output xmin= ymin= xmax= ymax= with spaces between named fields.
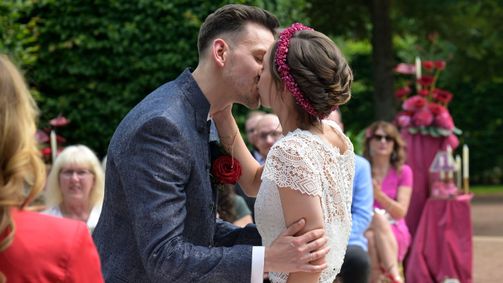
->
xmin=93 ymin=69 xmax=261 ymax=282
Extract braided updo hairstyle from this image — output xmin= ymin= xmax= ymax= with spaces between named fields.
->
xmin=269 ymin=29 xmax=353 ymax=127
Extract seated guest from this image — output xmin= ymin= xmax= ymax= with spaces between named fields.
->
xmin=43 ymin=145 xmax=104 ymax=233
xmin=254 ymin=113 xmax=283 ymax=164
xmin=217 ymin=184 xmax=253 ymax=227
xmin=363 ymin=121 xmax=413 ymax=283
xmin=236 ymin=111 xmax=266 ymax=217
xmin=244 ymin=110 xmax=266 ymax=161
xmin=236 ymin=112 xmax=282 ymax=219
xmin=0 ymin=54 xmax=103 ymax=282
xmin=328 ymin=110 xmax=373 ymax=283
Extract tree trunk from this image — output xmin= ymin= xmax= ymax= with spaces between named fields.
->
xmin=369 ymin=0 xmax=395 ymax=121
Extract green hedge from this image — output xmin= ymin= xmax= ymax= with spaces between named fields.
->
xmin=27 ymin=0 xmax=238 ymax=157
xmin=7 ymin=0 xmax=308 ymax=158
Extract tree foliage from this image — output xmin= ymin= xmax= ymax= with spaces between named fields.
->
xmin=394 ymin=0 xmax=503 ymax=184
xmin=2 ymin=0 xmax=310 ymax=158
xmin=2 ymin=0 xmax=501 ymax=183
xmin=5 ymin=0 xmax=255 ymax=157
xmin=307 ymin=0 xmax=503 ymax=184
xmin=0 ymin=1 xmax=38 ymax=67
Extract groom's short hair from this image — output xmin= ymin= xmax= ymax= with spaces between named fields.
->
xmin=197 ymin=4 xmax=279 ymax=56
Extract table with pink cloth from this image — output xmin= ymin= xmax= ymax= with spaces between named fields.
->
xmin=405 ymin=194 xmax=473 ymax=283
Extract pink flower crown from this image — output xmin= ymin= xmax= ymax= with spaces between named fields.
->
xmin=275 ymin=23 xmax=325 ymax=118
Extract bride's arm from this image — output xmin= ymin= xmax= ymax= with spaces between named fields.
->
xmin=279 ymin=187 xmax=325 ymax=283
xmin=212 ymin=106 xmax=262 ymax=196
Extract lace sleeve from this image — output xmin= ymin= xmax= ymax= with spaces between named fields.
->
xmin=262 ymin=137 xmax=322 ymax=197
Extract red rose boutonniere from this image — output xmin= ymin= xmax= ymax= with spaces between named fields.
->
xmin=211 ymin=155 xmax=242 ymax=185
xmin=209 ymin=140 xmax=242 ymax=185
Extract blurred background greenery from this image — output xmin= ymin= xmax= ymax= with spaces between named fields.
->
xmin=1 ymin=0 xmax=501 ymax=185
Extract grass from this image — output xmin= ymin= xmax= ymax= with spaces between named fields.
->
xmin=470 ymin=184 xmax=503 ymax=195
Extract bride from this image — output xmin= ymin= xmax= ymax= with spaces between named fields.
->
xmin=214 ymin=23 xmax=354 ymax=283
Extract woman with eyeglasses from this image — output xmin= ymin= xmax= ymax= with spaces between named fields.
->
xmin=363 ymin=121 xmax=413 ymax=283
xmin=43 ymin=145 xmax=104 ymax=233
xmin=0 ymin=54 xmax=103 ymax=282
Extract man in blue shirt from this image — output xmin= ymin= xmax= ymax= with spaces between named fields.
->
xmin=329 ymin=110 xmax=373 ymax=283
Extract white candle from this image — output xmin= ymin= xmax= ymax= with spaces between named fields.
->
xmin=439 ymin=154 xmax=445 ymax=180
xmin=446 ymin=146 xmax=453 ymax=179
xmin=415 ymin=56 xmax=422 ymax=79
xmin=446 ymin=146 xmax=452 ymax=162
xmin=463 ymin=144 xmax=469 ymax=179
xmin=456 ymin=155 xmax=462 ymax=188
xmin=50 ymin=130 xmax=57 ymax=163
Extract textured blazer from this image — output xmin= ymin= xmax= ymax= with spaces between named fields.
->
xmin=93 ymin=69 xmax=261 ymax=283
xmin=0 ymin=209 xmax=103 ymax=282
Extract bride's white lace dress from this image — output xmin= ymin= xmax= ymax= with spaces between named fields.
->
xmin=255 ymin=120 xmax=354 ymax=283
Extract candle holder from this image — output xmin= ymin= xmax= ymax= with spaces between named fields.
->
xmin=463 ymin=178 xmax=470 ymax=194
xmin=429 ymin=150 xmax=458 ymax=199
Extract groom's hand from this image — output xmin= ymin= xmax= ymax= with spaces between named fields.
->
xmin=264 ymin=218 xmax=329 ymax=273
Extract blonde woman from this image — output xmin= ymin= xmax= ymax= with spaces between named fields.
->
xmin=0 ymin=54 xmax=103 ymax=282
xmin=43 ymin=145 xmax=104 ymax=233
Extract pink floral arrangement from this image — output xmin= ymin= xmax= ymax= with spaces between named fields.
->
xmin=394 ymin=60 xmax=461 ymax=138
xmin=36 ymin=114 xmax=69 ymax=163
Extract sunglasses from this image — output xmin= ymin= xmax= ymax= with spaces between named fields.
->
xmin=372 ymin=134 xmax=394 ymax=143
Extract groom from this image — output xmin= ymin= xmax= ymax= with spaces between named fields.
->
xmin=93 ymin=4 xmax=328 ymax=283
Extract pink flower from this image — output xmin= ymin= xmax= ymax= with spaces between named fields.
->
xmin=434 ymin=111 xmax=454 ymax=130
xmin=433 ymin=89 xmax=453 ymax=104
xmin=395 ymin=86 xmax=411 ymax=99
xmin=396 ymin=111 xmax=412 ymax=128
xmin=403 ymin=95 xmax=427 ymax=111
xmin=394 ymin=63 xmax=416 ymax=75
xmin=412 ymin=108 xmax=434 ymax=126
xmin=35 ymin=130 xmax=49 ymax=143
xmin=428 ymin=102 xmax=447 ymax=116
xmin=418 ymin=89 xmax=430 ymax=97
xmin=423 ymin=61 xmax=435 ymax=70
xmin=49 ymin=115 xmax=70 ymax=127
xmin=417 ymin=75 xmax=435 ymax=87
xmin=41 ymin=147 xmax=51 ymax=156
xmin=434 ymin=60 xmax=446 ymax=70
xmin=56 ymin=135 xmax=66 ymax=144
xmin=442 ymin=134 xmax=459 ymax=149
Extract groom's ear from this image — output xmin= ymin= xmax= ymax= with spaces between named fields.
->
xmin=212 ymin=38 xmax=228 ymax=68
